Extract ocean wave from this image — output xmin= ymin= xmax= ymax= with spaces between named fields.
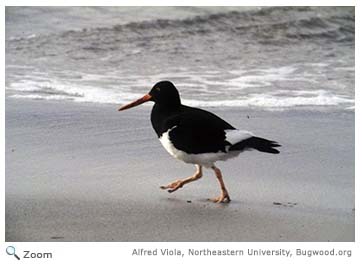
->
xmin=9 ymin=94 xmax=75 ymax=101
xmin=183 ymin=90 xmax=354 ymax=109
xmin=9 ymin=92 xmax=354 ymax=110
xmin=7 ymin=80 xmax=354 ymax=110
xmin=6 ymin=79 xmax=138 ymax=104
xmin=9 ymin=6 xmax=353 ymax=46
xmin=88 ymin=6 xmax=355 ymax=43
xmin=8 ymin=34 xmax=37 ymax=41
xmin=5 ymin=7 xmax=354 ymax=112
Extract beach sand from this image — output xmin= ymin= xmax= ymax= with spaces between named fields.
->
xmin=5 ymin=98 xmax=354 ymax=241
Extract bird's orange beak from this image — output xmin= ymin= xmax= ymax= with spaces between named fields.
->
xmin=118 ymin=94 xmax=152 ymax=111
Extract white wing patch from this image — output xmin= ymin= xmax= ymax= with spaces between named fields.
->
xmin=159 ymin=127 xmax=253 ymax=168
xmin=225 ymin=129 xmax=254 ymax=145
xmin=159 ymin=126 xmax=241 ymax=167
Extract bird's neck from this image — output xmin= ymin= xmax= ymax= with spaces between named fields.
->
xmin=154 ymin=101 xmax=181 ymax=113
xmin=151 ymin=104 xmax=180 ymax=137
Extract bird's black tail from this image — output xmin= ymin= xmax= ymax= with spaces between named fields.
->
xmin=229 ymin=136 xmax=280 ymax=154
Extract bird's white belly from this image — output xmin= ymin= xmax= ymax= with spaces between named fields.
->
xmin=159 ymin=129 xmax=240 ymax=168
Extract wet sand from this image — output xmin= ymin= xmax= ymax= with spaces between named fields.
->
xmin=5 ymin=98 xmax=354 ymax=241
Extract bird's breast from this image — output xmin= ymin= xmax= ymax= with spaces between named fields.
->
xmin=159 ymin=126 xmax=181 ymax=159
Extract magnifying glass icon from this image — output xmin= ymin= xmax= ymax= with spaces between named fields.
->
xmin=6 ymin=246 xmax=20 ymax=260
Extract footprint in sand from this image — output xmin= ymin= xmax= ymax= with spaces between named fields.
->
xmin=51 ymin=236 xmax=64 ymax=240
xmin=273 ymin=202 xmax=298 ymax=207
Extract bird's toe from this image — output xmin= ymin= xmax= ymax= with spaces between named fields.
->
xmin=209 ymin=194 xmax=231 ymax=203
xmin=160 ymin=180 xmax=184 ymax=192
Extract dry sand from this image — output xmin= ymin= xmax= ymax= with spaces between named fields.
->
xmin=5 ymin=98 xmax=354 ymax=241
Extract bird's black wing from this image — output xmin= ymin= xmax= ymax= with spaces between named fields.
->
xmin=164 ymin=106 xmax=235 ymax=154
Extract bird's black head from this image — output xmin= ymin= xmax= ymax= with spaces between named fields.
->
xmin=118 ymin=80 xmax=181 ymax=111
xmin=149 ymin=81 xmax=181 ymax=108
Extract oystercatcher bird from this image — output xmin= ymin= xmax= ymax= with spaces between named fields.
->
xmin=118 ymin=81 xmax=280 ymax=203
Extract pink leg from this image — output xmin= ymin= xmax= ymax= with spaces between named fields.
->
xmin=210 ymin=165 xmax=231 ymax=203
xmin=160 ymin=165 xmax=203 ymax=193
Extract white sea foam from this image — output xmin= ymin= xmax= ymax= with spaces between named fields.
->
xmin=8 ymin=34 xmax=36 ymax=41
xmin=6 ymin=79 xmax=138 ymax=105
xmin=10 ymin=94 xmax=74 ymax=101
xmin=6 ymin=68 xmax=354 ymax=111
xmin=8 ymin=82 xmax=354 ymax=111
xmin=183 ymin=90 xmax=354 ymax=109
xmin=227 ymin=66 xmax=316 ymax=90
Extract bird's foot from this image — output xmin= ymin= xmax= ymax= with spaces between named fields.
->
xmin=160 ymin=180 xmax=184 ymax=193
xmin=209 ymin=192 xmax=231 ymax=203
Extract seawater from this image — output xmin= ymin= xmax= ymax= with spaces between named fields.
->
xmin=5 ymin=6 xmax=355 ymax=111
